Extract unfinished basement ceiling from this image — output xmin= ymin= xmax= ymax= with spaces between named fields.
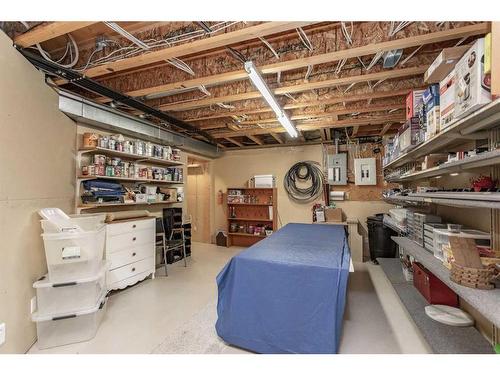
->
xmin=1 ymin=20 xmax=489 ymax=149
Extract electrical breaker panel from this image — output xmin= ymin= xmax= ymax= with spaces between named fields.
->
xmin=354 ymin=158 xmax=377 ymax=185
xmin=327 ymin=153 xmax=347 ymax=185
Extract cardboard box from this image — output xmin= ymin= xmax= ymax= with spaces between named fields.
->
xmin=454 ymin=38 xmax=491 ymax=119
xmin=424 ymin=45 xmax=469 ymax=83
xmin=426 ymin=106 xmax=441 ymax=139
xmin=159 ymin=188 xmax=177 ymax=202
xmin=422 ymin=84 xmax=440 ymax=111
xmin=422 ymin=154 xmax=448 ymax=170
xmin=399 ymin=117 xmax=421 ymax=152
xmin=135 ymin=193 xmax=148 ymax=203
xmin=406 ymin=90 xmax=425 ymax=119
xmin=484 ymin=33 xmax=491 ymax=75
xmin=325 ymin=207 xmax=343 ymax=222
xmin=439 ymin=69 xmax=457 ymax=130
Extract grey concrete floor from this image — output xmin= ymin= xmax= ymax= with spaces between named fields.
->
xmin=28 ymin=242 xmax=430 ymax=354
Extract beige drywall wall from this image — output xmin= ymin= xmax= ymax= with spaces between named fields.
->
xmin=212 ymin=145 xmax=394 ymax=240
xmin=0 ymin=32 xmax=76 ymax=353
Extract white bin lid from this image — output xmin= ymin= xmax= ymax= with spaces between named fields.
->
xmin=32 ymin=292 xmax=107 ymax=322
xmin=33 ymin=262 xmax=108 ymax=289
xmin=425 ymin=305 xmax=474 ymax=327
xmin=433 ymin=228 xmax=490 ymax=240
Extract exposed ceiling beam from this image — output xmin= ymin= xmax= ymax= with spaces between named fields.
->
xmin=116 ymin=23 xmax=488 ymax=100
xmin=14 ymin=21 xmax=99 ymax=48
xmin=160 ymin=66 xmax=427 ymax=112
xmin=230 ymin=103 xmax=405 ymax=126
xmin=320 ymin=129 xmax=327 ymax=141
xmin=188 ymin=88 xmax=415 ymax=122
xmin=379 ymin=123 xmax=394 ymax=136
xmin=223 ymin=139 xmax=331 ymax=151
xmin=78 ymin=22 xmax=316 ymax=78
xmin=269 ymin=132 xmax=284 ymax=144
xmin=224 ymin=137 xmax=244 ymax=147
xmin=324 ymin=128 xmax=332 ymax=140
xmin=212 ymin=115 xmax=404 ymax=138
xmin=247 ymin=135 xmax=264 ymax=145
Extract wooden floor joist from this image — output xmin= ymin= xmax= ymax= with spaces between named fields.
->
xmin=78 ymin=22 xmax=315 ymax=78
xmin=247 ymin=135 xmax=264 ymax=145
xmin=224 ymin=137 xmax=244 ymax=147
xmin=269 ymin=132 xmax=284 ymax=144
xmin=228 ymin=103 xmax=405 ymax=127
xmin=115 ymin=23 xmax=488 ymax=100
xmin=160 ymin=66 xmax=426 ymax=112
xmin=188 ymin=88 xmax=415 ymax=123
xmin=379 ymin=123 xmax=394 ymax=136
xmin=212 ymin=115 xmax=404 ymax=138
xmin=14 ymin=21 xmax=99 ymax=48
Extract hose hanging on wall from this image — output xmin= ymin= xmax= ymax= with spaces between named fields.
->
xmin=283 ymin=161 xmax=324 ymax=203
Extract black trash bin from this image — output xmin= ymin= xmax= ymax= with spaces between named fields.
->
xmin=366 ymin=214 xmax=397 ymax=263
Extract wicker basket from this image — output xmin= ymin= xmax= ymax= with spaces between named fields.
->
xmin=450 ymin=263 xmax=499 ymax=290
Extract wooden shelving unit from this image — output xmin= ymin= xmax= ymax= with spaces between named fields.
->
xmin=77 ymin=175 xmax=184 ymax=184
xmin=227 ymin=187 xmax=277 ymax=247
xmin=76 ymin=142 xmax=184 ymax=213
xmin=383 ymin=98 xmax=500 ymax=170
xmin=78 ymin=146 xmax=185 ymax=167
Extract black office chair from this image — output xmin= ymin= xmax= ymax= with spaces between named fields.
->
xmin=155 ymin=217 xmax=187 ymax=276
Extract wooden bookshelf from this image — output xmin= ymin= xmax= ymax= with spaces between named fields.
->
xmin=227 ymin=187 xmax=277 ymax=247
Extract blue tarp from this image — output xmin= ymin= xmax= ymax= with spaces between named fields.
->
xmin=216 ymin=223 xmax=351 ymax=354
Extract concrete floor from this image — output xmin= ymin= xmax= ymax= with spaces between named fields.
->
xmin=28 ymin=242 xmax=430 ymax=354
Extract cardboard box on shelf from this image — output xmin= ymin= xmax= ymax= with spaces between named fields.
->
xmin=455 ymin=38 xmax=492 ymax=119
xmin=424 ymin=45 xmax=469 ymax=83
xmin=484 ymin=33 xmax=491 ymax=75
xmin=426 ymin=106 xmax=441 ymax=139
xmin=439 ymin=69 xmax=457 ymax=130
xmin=399 ymin=117 xmax=421 ymax=152
xmin=406 ymin=90 xmax=425 ymax=119
xmin=422 ymin=154 xmax=448 ymax=170
xmin=423 ymin=84 xmax=440 ymax=111
xmin=159 ymin=188 xmax=177 ymax=202
xmin=325 ymin=207 xmax=343 ymax=222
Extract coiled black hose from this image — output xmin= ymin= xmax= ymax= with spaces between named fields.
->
xmin=283 ymin=161 xmax=324 ymax=203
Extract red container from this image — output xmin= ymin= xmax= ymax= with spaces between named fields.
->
xmin=412 ymin=262 xmax=458 ymax=307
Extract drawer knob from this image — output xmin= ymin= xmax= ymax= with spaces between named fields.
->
xmin=132 ymin=237 xmax=136 ymax=241
xmin=132 ymin=252 xmax=136 ymax=257
xmin=132 ymin=224 xmax=136 ymax=228
xmin=132 ymin=267 xmax=136 ymax=272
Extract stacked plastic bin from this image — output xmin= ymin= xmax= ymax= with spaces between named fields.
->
xmin=32 ymin=212 xmax=108 ymax=349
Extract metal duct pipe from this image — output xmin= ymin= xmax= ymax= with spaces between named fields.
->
xmin=59 ymin=91 xmax=221 ymax=158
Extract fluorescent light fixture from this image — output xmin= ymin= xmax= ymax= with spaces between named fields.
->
xmin=450 ymin=173 xmax=460 ymax=176
xmin=104 ymin=22 xmax=150 ymax=50
xmin=244 ymin=61 xmax=298 ymax=138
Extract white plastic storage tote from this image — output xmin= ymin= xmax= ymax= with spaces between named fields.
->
xmin=32 ymin=293 xmax=107 ymax=349
xmin=40 ymin=215 xmax=106 ymax=282
xmin=33 ymin=263 xmax=107 ymax=316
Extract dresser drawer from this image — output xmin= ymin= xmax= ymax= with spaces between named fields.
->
xmin=106 ymin=218 xmax=155 ymax=237
xmin=106 ymin=228 xmax=155 ymax=254
xmin=107 ymin=243 xmax=153 ymax=270
xmin=107 ymin=256 xmax=155 ymax=285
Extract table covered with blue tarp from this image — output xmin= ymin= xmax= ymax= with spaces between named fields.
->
xmin=215 ymin=223 xmax=351 ymax=354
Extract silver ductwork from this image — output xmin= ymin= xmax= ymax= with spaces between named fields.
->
xmin=58 ymin=91 xmax=221 ymax=158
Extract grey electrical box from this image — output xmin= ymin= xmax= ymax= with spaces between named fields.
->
xmin=327 ymin=153 xmax=347 ymax=185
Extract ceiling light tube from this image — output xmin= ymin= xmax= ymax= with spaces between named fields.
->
xmin=245 ymin=61 xmax=298 ymax=138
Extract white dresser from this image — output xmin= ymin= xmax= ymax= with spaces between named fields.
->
xmin=105 ymin=217 xmax=156 ymax=290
